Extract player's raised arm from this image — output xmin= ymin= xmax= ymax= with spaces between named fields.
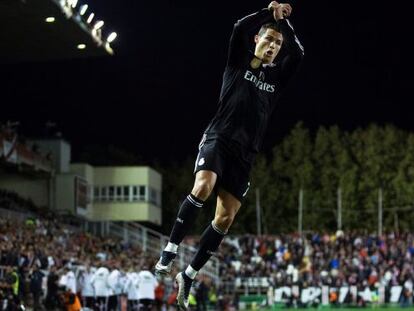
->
xmin=227 ymin=4 xmax=277 ymax=67
xmin=271 ymin=3 xmax=304 ymax=86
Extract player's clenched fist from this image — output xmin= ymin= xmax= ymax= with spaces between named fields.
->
xmin=268 ymin=2 xmax=292 ymax=20
xmin=267 ymin=1 xmax=280 ymax=11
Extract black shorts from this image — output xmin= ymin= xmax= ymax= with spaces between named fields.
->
xmin=139 ymin=298 xmax=153 ymax=307
xmin=194 ymin=134 xmax=253 ymax=202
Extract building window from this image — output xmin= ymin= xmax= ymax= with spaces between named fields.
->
xmin=132 ymin=186 xmax=139 ymax=201
xmin=116 ymin=186 xmax=122 ymax=200
xmin=123 ymin=186 xmax=130 ymax=201
xmin=108 ymin=186 xmax=115 ymax=201
xmin=94 ymin=186 xmax=100 ymax=201
xmin=101 ymin=187 xmax=107 ymax=201
xmin=139 ymin=186 xmax=146 ymax=201
xmin=93 ymin=185 xmax=157 ymax=204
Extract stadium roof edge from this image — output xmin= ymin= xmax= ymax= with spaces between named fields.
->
xmin=27 ymin=137 xmax=72 ymax=145
xmin=0 ymin=0 xmax=117 ymax=64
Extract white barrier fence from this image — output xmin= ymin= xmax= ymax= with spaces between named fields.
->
xmin=223 ymin=277 xmax=413 ymax=307
xmin=271 ymin=285 xmax=411 ymax=306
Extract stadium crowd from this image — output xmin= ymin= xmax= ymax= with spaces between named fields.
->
xmin=1 ymin=187 xmax=413 ymax=310
xmin=218 ymin=231 xmax=414 ymax=306
xmin=0 ymin=189 xmax=221 ymax=311
xmin=0 ymin=217 xmax=169 ymax=311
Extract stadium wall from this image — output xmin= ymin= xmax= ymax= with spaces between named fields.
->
xmin=28 ymin=139 xmax=71 ymax=173
xmin=54 ymin=173 xmax=76 ymax=213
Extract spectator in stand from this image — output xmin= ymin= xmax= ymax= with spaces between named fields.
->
xmin=29 ymin=264 xmax=44 ymax=310
xmin=79 ymin=264 xmax=96 ymax=310
xmin=137 ymin=266 xmax=158 ymax=311
xmin=63 ymin=287 xmax=82 ymax=311
xmin=401 ymin=274 xmax=413 ymax=307
xmin=107 ymin=261 xmax=123 ymax=311
xmin=195 ymin=275 xmax=209 ymax=311
xmin=90 ymin=264 xmax=111 ymax=311
xmin=154 ymin=279 xmax=165 ymax=311
xmin=1 ymin=266 xmax=21 ymax=311
xmin=124 ymin=267 xmax=139 ymax=311
xmin=60 ymin=266 xmax=77 ymax=295
xmin=44 ymin=265 xmax=60 ymax=310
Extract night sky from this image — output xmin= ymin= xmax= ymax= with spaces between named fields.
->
xmin=2 ymin=0 xmax=413 ymax=164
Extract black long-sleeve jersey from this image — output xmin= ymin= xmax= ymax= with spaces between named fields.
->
xmin=204 ymin=8 xmax=304 ymax=157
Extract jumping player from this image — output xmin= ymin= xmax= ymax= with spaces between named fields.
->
xmin=155 ymin=2 xmax=304 ymax=309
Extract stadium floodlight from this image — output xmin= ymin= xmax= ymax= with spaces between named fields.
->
xmin=94 ymin=20 xmax=104 ymax=30
xmin=87 ymin=12 xmax=94 ymax=24
xmin=107 ymin=32 xmax=117 ymax=43
xmin=77 ymin=44 xmax=86 ymax=50
xmin=80 ymin=4 xmax=88 ymax=15
xmin=45 ymin=17 xmax=56 ymax=23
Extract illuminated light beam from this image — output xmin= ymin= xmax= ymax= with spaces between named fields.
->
xmin=107 ymin=32 xmax=117 ymax=43
xmin=80 ymin=4 xmax=88 ymax=15
xmin=52 ymin=0 xmax=118 ymax=55
xmin=94 ymin=20 xmax=104 ymax=30
xmin=87 ymin=12 xmax=95 ymax=24
xmin=45 ymin=17 xmax=56 ymax=23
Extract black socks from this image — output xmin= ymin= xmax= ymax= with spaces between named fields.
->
xmin=168 ymin=194 xmax=227 ymax=274
xmin=169 ymin=194 xmax=204 ymax=245
xmin=190 ymin=222 xmax=226 ymax=271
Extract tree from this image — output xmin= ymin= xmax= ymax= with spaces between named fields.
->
xmin=391 ymin=132 xmax=414 ymax=230
xmin=157 ymin=123 xmax=414 ymax=233
xmin=271 ymin=122 xmax=314 ymax=232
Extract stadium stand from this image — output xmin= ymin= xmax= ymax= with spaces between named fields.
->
xmin=0 ymin=212 xmax=156 ymax=310
xmin=0 ymin=124 xmax=53 ymax=174
xmin=216 ymin=233 xmax=414 ymax=308
xmin=1 ymin=124 xmax=413 ymax=310
xmin=1 ymin=200 xmax=414 ymax=310
xmin=0 ymin=193 xmax=220 ymax=311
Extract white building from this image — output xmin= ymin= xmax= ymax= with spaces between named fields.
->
xmin=0 ymin=137 xmax=162 ymax=225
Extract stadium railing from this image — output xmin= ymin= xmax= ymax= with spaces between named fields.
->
xmin=106 ymin=221 xmax=220 ymax=284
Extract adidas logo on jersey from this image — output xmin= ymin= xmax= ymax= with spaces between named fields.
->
xmin=198 ymin=157 xmax=205 ymax=166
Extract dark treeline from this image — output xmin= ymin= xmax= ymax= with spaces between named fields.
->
xmin=160 ymin=122 xmax=414 ymax=235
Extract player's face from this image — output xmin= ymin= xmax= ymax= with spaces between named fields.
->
xmin=254 ymin=28 xmax=283 ymax=64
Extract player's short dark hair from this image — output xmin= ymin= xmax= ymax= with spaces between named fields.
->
xmin=258 ymin=23 xmax=281 ymax=36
